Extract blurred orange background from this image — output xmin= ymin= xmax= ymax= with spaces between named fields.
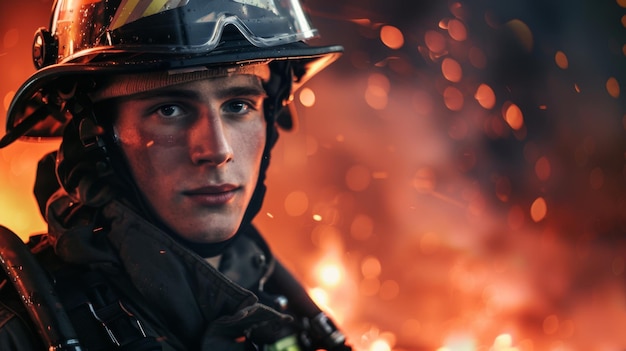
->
xmin=2 ymin=0 xmax=626 ymax=350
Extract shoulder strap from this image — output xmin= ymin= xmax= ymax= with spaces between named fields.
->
xmin=0 ymin=225 xmax=83 ymax=350
xmin=53 ymin=268 xmax=163 ymax=351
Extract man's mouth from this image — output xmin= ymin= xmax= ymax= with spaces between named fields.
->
xmin=183 ymin=184 xmax=240 ymax=206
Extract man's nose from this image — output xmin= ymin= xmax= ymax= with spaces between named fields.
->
xmin=189 ymin=114 xmax=234 ymax=166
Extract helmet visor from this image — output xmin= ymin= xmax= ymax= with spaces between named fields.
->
xmin=54 ymin=0 xmax=319 ymax=61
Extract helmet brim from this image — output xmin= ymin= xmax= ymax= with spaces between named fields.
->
xmin=1 ymin=42 xmax=343 ymax=148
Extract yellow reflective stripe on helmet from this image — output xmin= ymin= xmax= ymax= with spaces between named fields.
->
xmin=110 ymin=0 xmax=143 ymax=30
xmin=111 ymin=0 xmax=188 ymax=30
xmin=142 ymin=0 xmax=173 ymax=17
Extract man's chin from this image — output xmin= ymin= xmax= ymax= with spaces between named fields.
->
xmin=177 ymin=223 xmax=240 ymax=244
xmin=168 ymin=211 xmax=243 ymax=240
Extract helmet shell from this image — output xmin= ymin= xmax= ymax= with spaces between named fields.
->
xmin=1 ymin=0 xmax=342 ymax=147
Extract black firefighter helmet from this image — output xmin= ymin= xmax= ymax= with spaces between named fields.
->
xmin=0 ymin=0 xmax=343 ymax=148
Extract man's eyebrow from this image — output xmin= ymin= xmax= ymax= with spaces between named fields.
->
xmin=215 ymin=85 xmax=268 ymax=100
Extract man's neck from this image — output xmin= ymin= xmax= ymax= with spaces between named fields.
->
xmin=205 ymin=255 xmax=222 ymax=269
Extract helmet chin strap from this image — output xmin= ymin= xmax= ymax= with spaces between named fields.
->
xmin=240 ymin=60 xmax=293 ymax=225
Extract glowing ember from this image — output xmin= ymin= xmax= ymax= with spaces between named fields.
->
xmin=361 ymin=256 xmax=381 ymax=278
xmin=441 ymin=58 xmax=463 ymax=83
xmin=606 ymin=77 xmax=621 ymax=98
xmin=284 ymin=190 xmax=309 ymax=216
xmin=503 ymin=103 xmax=524 ymax=131
xmin=554 ymin=51 xmax=569 ymax=70
xmin=474 ymin=84 xmax=496 ymax=109
xmin=425 ymin=30 xmax=447 ymax=54
xmin=530 ymin=197 xmax=547 ymax=222
xmin=299 ymin=87 xmax=317 ymax=107
xmin=447 ymin=19 xmax=467 ymax=42
xmin=317 ymin=262 xmax=343 ymax=287
xmin=443 ymin=86 xmax=464 ymax=111
xmin=534 ymin=156 xmax=551 ymax=181
xmin=380 ymin=25 xmax=404 ymax=50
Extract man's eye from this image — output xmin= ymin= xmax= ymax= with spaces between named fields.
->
xmin=224 ymin=100 xmax=253 ymax=115
xmin=155 ymin=104 xmax=186 ymax=118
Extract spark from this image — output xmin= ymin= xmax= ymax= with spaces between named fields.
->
xmin=503 ymin=103 xmax=524 ymax=130
xmin=530 ymin=197 xmax=547 ymax=222
xmin=380 ymin=25 xmax=404 ymax=49
xmin=299 ymin=87 xmax=316 ymax=107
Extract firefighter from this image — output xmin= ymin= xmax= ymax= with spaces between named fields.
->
xmin=0 ymin=0 xmax=348 ymax=350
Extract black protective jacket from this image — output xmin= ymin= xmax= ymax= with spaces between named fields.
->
xmin=0 ymin=190 xmax=316 ymax=350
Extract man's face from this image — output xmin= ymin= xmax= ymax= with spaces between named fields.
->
xmin=113 ymin=74 xmax=267 ymax=243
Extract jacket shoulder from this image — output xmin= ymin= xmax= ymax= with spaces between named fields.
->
xmin=0 ymin=232 xmax=57 ymax=350
xmin=0 ymin=288 xmax=43 ymax=350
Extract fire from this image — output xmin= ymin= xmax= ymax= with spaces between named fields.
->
xmin=308 ymin=287 xmax=330 ymax=310
xmin=317 ymin=261 xmax=343 ymax=288
xmin=369 ymin=339 xmax=392 ymax=351
xmin=491 ymin=334 xmax=518 ymax=351
xmin=3 ymin=0 xmax=626 ymax=350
